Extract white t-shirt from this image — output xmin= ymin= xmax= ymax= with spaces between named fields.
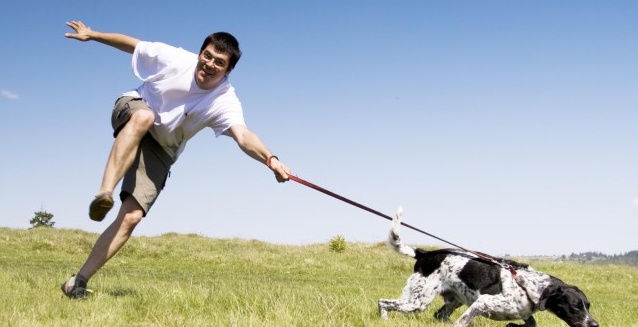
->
xmin=122 ymin=41 xmax=245 ymax=160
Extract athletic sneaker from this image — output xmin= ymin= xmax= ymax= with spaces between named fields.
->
xmin=89 ymin=192 xmax=114 ymax=221
xmin=60 ymin=275 xmax=92 ymax=299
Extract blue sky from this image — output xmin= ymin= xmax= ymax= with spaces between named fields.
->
xmin=1 ymin=1 xmax=636 ymax=256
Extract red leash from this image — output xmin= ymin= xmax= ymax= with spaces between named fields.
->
xmin=288 ymin=174 xmax=479 ymax=256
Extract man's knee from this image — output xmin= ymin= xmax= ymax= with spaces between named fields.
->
xmin=129 ymin=109 xmax=155 ymax=131
xmin=119 ymin=195 xmax=145 ymax=227
xmin=122 ymin=211 xmax=143 ymax=227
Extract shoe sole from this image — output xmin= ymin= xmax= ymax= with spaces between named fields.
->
xmin=89 ymin=193 xmax=114 ymax=222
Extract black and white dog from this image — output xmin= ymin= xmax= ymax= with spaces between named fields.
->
xmin=378 ymin=208 xmax=599 ymax=327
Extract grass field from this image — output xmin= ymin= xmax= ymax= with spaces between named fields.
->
xmin=1 ymin=227 xmax=637 ymax=327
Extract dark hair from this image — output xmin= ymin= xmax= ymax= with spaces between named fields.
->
xmin=199 ymin=32 xmax=242 ymax=70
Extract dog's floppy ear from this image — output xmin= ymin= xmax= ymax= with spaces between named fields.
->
xmin=538 ymin=284 xmax=563 ymax=311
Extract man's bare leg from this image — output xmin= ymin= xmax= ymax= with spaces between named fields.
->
xmin=100 ymin=109 xmax=155 ymax=194
xmin=80 ymin=196 xmax=145 ymax=280
xmin=62 ymin=196 xmax=144 ymax=298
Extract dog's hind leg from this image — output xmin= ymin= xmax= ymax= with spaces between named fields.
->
xmin=378 ymin=274 xmax=437 ymax=319
xmin=434 ymin=291 xmax=463 ymax=322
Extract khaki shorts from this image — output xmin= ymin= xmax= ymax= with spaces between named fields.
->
xmin=112 ymin=96 xmax=174 ymax=216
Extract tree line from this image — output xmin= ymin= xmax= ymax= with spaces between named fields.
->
xmin=567 ymin=251 xmax=638 ymax=267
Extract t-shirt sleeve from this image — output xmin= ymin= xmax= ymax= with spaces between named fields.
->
xmin=210 ymin=93 xmax=246 ymax=137
xmin=132 ymin=41 xmax=190 ymax=82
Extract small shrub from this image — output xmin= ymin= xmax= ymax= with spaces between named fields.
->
xmin=328 ymin=235 xmax=347 ymax=253
xmin=29 ymin=210 xmax=55 ymax=229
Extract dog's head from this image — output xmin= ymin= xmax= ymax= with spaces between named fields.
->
xmin=538 ymin=281 xmax=599 ymax=327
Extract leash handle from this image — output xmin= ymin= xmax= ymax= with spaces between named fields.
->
xmin=287 ymin=174 xmax=489 ymax=259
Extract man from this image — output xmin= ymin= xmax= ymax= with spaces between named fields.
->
xmin=60 ymin=21 xmax=291 ymax=299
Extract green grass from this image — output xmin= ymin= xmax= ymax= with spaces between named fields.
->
xmin=1 ymin=227 xmax=637 ymax=326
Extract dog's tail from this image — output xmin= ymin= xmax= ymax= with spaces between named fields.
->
xmin=386 ymin=206 xmax=417 ymax=258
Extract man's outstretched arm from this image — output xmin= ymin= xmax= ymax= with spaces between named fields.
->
xmin=227 ymin=124 xmax=291 ymax=183
xmin=65 ymin=20 xmax=139 ymax=54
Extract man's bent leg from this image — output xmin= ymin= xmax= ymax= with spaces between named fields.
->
xmin=90 ymin=109 xmax=154 ymax=221
xmin=100 ymin=109 xmax=155 ymax=194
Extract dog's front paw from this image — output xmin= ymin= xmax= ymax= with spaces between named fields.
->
xmin=378 ymin=302 xmax=389 ymax=320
